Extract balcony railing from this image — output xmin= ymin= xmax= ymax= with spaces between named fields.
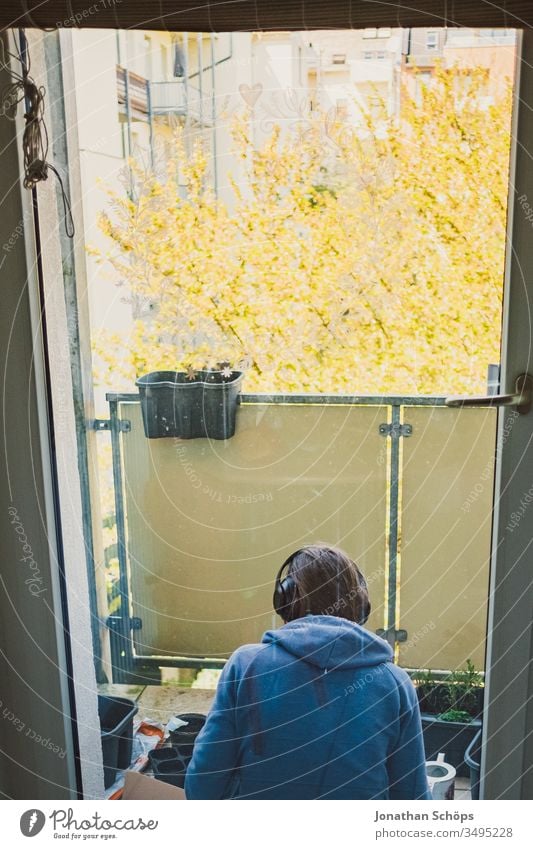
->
xmin=117 ymin=69 xmax=209 ymax=125
xmin=149 ymin=80 xmax=187 ymax=116
xmin=101 ymin=392 xmax=496 ymax=683
xmin=116 ymin=65 xmax=149 ymax=121
xmin=404 ymin=52 xmax=439 ymax=67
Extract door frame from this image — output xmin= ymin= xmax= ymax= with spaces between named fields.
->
xmin=482 ymin=27 xmax=533 ymax=800
xmin=5 ymin=23 xmax=532 ymax=800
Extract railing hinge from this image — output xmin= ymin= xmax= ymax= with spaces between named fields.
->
xmin=376 ymin=627 xmax=408 ymax=643
xmin=379 ymin=422 xmax=413 ymax=438
xmin=93 ymin=418 xmax=131 ymax=433
xmin=106 ymin=615 xmax=142 ymax=631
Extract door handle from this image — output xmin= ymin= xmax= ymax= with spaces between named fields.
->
xmin=445 ymin=373 xmax=532 ymax=415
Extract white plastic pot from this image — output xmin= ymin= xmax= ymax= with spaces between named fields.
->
xmin=426 ymin=752 xmax=456 ymax=800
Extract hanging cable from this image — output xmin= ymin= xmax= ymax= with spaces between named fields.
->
xmin=0 ymin=30 xmax=75 ymax=237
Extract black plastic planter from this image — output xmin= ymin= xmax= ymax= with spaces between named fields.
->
xmin=148 ymin=715 xmax=206 ymax=789
xmin=136 ymin=370 xmax=243 ymax=439
xmin=169 ymin=714 xmax=206 ymax=762
xmin=416 ymin=685 xmax=483 ymax=778
xmin=420 ymin=715 xmax=482 ymax=778
xmin=148 ymin=747 xmax=180 ymax=766
xmin=98 ymin=695 xmax=138 ymax=789
xmin=168 ymin=713 xmax=206 ymax=744
xmin=417 ymin=684 xmax=484 ymax=718
xmin=148 ymin=747 xmax=188 ymax=789
xmin=154 ymin=760 xmax=187 ymax=788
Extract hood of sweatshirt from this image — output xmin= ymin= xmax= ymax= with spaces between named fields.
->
xmin=262 ymin=614 xmax=393 ymax=671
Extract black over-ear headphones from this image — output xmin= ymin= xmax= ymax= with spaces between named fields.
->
xmin=355 ymin=571 xmax=370 ymax=625
xmin=272 ymin=549 xmax=304 ymax=622
xmin=273 ymin=548 xmax=371 ymax=625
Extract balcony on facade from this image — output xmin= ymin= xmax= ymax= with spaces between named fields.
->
xmin=117 ymin=65 xmax=210 ymax=127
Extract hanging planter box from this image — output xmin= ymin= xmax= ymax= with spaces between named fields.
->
xmin=135 ymin=370 xmax=243 ymax=439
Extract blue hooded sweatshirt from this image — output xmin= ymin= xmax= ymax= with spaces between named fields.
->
xmin=185 ymin=615 xmax=431 ymax=800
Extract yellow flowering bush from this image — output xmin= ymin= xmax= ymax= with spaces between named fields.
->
xmin=91 ymin=67 xmax=512 ymax=395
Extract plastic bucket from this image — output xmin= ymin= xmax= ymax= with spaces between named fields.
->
xmin=98 ymin=695 xmax=138 ymax=789
xmin=426 ymin=753 xmax=456 ymax=800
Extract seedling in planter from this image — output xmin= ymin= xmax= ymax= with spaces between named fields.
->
xmin=436 ymin=709 xmax=473 ymax=724
xmin=443 ymin=659 xmax=484 ymax=718
xmin=411 ymin=659 xmax=484 ymax=718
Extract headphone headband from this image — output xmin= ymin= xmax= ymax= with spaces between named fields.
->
xmin=273 ymin=548 xmax=305 ymax=587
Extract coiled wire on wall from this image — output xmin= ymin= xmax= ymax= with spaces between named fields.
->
xmin=0 ymin=30 xmax=74 ymax=237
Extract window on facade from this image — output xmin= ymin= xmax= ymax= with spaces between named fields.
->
xmin=363 ymin=51 xmax=374 ymax=61
xmin=173 ymin=41 xmax=186 ymax=77
xmin=332 ymin=53 xmax=346 ymax=64
xmin=144 ymin=35 xmax=153 ymax=79
xmin=427 ymin=31 xmax=438 ymax=51
xmin=335 ymin=98 xmax=348 ymax=119
xmin=160 ymin=44 xmax=168 ymax=80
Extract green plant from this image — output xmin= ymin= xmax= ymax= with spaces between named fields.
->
xmin=451 ymin=658 xmax=484 ymax=690
xmin=444 ymin=659 xmax=484 ymax=716
xmin=412 ymin=660 xmax=484 ymax=718
xmin=436 ymin=709 xmax=473 ymax=724
xmin=410 ymin=668 xmax=438 ymax=689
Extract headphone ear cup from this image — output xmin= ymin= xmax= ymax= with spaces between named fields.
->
xmin=272 ymin=580 xmax=283 ymax=616
xmin=359 ymin=597 xmax=371 ymax=626
xmin=356 ymin=570 xmax=371 ymax=625
xmin=273 ymin=574 xmax=297 ymax=620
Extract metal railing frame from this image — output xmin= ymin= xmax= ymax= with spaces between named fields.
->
xmin=103 ymin=391 xmax=447 ymax=682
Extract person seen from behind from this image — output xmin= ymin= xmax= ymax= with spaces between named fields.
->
xmin=185 ymin=543 xmax=431 ymax=799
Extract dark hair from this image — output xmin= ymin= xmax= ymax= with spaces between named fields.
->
xmin=281 ymin=543 xmax=370 ymax=624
